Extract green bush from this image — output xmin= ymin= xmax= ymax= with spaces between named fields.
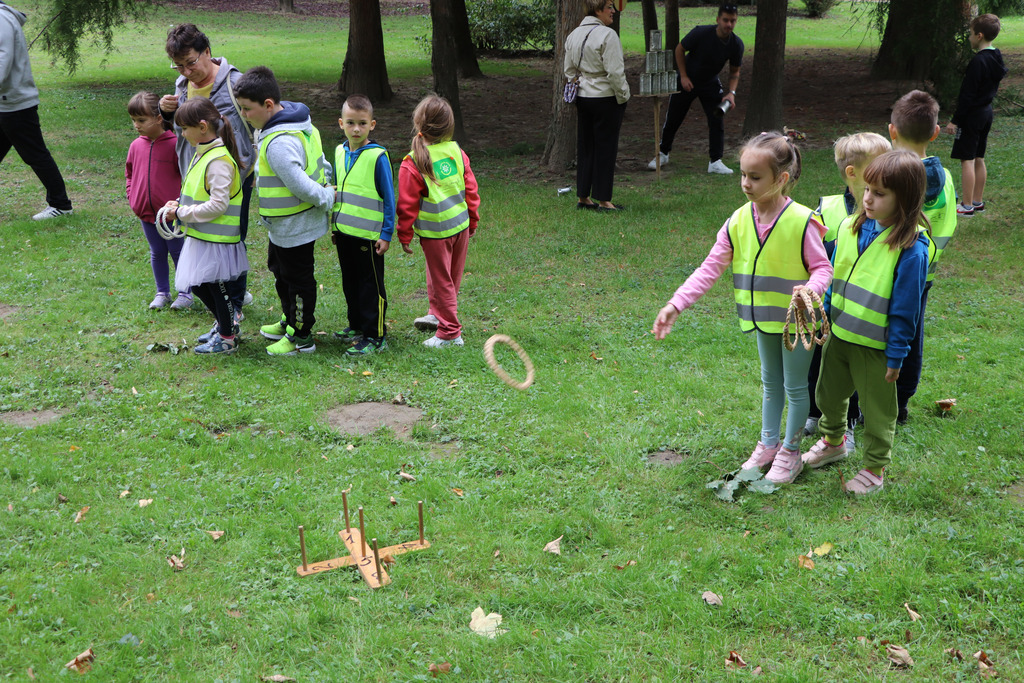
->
xmin=977 ymin=0 xmax=1024 ymax=16
xmin=804 ymin=0 xmax=839 ymax=18
xmin=466 ymin=0 xmax=555 ymax=51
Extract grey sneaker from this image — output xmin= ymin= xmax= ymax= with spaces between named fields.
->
xmin=169 ymin=293 xmax=193 ymax=310
xmin=149 ymin=293 xmax=172 ymax=309
xmin=242 ymin=291 xmax=254 ymax=307
xmin=802 ymin=416 xmax=820 ymax=438
xmin=423 ymin=335 xmax=463 ymax=348
xmin=844 ymin=427 xmax=856 ymax=453
xmin=414 ymin=314 xmax=439 ymax=331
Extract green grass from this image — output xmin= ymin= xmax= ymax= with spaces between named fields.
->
xmin=2 ymin=2 xmax=1024 ymax=681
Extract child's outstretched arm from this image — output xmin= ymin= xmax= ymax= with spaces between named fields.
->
xmin=652 ymin=303 xmax=681 ymax=339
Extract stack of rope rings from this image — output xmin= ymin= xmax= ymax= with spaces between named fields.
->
xmin=783 ymin=288 xmax=831 ymax=351
xmin=155 ymin=205 xmax=186 ymax=240
xmin=483 ymin=334 xmax=535 ymax=391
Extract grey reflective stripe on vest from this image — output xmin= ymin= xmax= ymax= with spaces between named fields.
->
xmin=831 ymin=308 xmax=888 ymax=343
xmin=179 ymin=194 xmax=243 ymax=220
xmin=415 ymin=211 xmax=469 ymax=235
xmin=933 ymin=234 xmax=953 ymax=250
xmin=421 ymin=190 xmax=466 ymax=215
xmin=257 ymin=158 xmax=325 ymax=189
xmin=340 ymin=191 xmax=383 ymax=213
xmin=332 ymin=213 xmax=384 ymax=233
xmin=734 ymin=304 xmax=790 ymax=324
xmin=834 ymin=278 xmax=890 ymax=316
xmin=733 ymin=273 xmax=808 ymax=294
xmin=260 ymin=196 xmax=307 ymax=210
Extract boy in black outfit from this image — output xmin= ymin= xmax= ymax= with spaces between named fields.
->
xmin=945 ymin=13 xmax=1007 ymax=216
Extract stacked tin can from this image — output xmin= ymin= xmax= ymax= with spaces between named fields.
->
xmin=638 ymin=30 xmax=677 ymax=96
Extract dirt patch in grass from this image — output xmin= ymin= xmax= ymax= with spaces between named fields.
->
xmin=0 ymin=409 xmax=62 ymax=428
xmin=1006 ymin=483 xmax=1024 ymax=508
xmin=0 ymin=304 xmax=16 ymax=320
xmin=325 ymin=401 xmax=424 ymax=441
xmin=647 ymin=449 xmax=687 ymax=466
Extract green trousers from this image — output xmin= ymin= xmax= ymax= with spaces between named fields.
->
xmin=815 ymin=335 xmax=897 ymax=472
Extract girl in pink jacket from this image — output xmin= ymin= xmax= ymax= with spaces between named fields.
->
xmin=125 ymin=91 xmax=190 ymax=310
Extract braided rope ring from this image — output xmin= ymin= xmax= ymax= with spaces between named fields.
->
xmin=784 ymin=288 xmax=831 ymax=351
xmin=155 ymin=205 xmax=185 ymax=240
xmin=483 ymin=334 xmax=535 ymax=390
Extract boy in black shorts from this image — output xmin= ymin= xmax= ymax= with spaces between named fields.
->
xmin=945 ymin=13 xmax=1007 ymax=216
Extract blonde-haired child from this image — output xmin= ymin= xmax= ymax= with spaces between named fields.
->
xmin=397 ymin=95 xmax=481 ymax=347
xmin=653 ymin=131 xmax=832 ymax=485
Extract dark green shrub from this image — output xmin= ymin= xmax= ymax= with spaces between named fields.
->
xmin=804 ymin=0 xmax=839 ymax=18
xmin=466 ymin=0 xmax=555 ymax=52
xmin=977 ymin=0 xmax=1024 ymax=16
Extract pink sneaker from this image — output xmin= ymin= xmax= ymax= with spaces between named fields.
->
xmin=845 ymin=469 xmax=884 ymax=495
xmin=765 ymin=447 xmax=803 ymax=484
xmin=801 ymin=436 xmax=847 ymax=469
xmin=740 ymin=441 xmax=781 ymax=472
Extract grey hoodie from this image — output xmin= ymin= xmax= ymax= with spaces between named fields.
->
xmin=0 ymin=2 xmax=40 ymax=112
xmin=255 ymin=101 xmax=334 ymax=248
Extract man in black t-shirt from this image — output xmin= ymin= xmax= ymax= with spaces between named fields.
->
xmin=648 ymin=4 xmax=743 ymax=174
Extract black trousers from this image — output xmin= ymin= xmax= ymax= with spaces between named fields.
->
xmin=659 ymin=78 xmax=725 ymax=162
xmin=268 ymin=240 xmax=317 ymax=338
xmin=224 ymin=172 xmax=255 ymax=310
xmin=335 ymin=232 xmax=387 ymax=339
xmin=192 ymin=279 xmax=238 ymax=337
xmin=575 ymin=96 xmax=626 ymax=203
xmin=896 ymin=280 xmax=931 ymax=412
xmin=0 ymin=105 xmax=72 ymax=210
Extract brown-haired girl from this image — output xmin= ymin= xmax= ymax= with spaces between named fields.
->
xmin=653 ymin=132 xmax=832 ymax=486
xmin=396 ymin=94 xmax=481 ymax=347
xmin=161 ymin=97 xmax=249 ymax=355
xmin=801 ymin=149 xmax=931 ymax=494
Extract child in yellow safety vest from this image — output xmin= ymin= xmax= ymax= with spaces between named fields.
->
xmin=161 ymin=97 xmax=249 ymax=356
xmin=397 ymin=95 xmax=481 ymax=348
xmin=801 ymin=150 xmax=931 ymax=495
xmin=652 ymin=132 xmax=832 ymax=486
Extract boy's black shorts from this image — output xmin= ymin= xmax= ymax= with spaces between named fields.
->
xmin=951 ymin=108 xmax=993 ymax=161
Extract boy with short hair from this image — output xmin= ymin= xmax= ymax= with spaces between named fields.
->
xmin=803 ymin=132 xmax=891 ymax=450
xmin=331 ymin=94 xmax=395 ymax=356
xmin=945 ymin=13 xmax=1007 ymax=216
xmin=889 ymin=89 xmax=956 ymax=422
xmin=233 ymin=65 xmax=334 ymax=356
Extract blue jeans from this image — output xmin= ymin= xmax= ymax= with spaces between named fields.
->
xmin=756 ymin=331 xmax=815 ymax=451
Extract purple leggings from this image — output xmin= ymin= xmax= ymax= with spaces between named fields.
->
xmin=141 ymin=220 xmax=187 ymax=295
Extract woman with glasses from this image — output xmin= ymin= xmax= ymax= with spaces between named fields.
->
xmin=565 ymin=0 xmax=630 ymax=212
xmin=159 ymin=24 xmax=255 ymax=317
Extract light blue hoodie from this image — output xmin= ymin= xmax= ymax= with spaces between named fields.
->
xmin=0 ymin=2 xmax=40 ymax=112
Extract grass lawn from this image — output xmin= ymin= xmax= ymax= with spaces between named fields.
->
xmin=2 ymin=1 xmax=1024 ymax=680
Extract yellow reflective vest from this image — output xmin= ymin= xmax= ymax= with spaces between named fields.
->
xmin=256 ymin=127 xmax=327 ymax=217
xmin=332 ymin=144 xmax=387 ymax=240
xmin=815 ymin=193 xmax=853 ymax=242
xmin=180 ymin=143 xmax=242 ymax=243
xmin=727 ymin=201 xmax=815 ymax=334
xmin=406 ymin=140 xmax=469 ymax=239
xmin=922 ymin=167 xmax=957 ymax=282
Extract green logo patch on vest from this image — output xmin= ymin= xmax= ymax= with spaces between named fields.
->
xmin=432 ymin=156 xmax=458 ymax=180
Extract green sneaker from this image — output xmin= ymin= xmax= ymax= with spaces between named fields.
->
xmin=334 ymin=327 xmax=363 ymax=344
xmin=260 ymin=316 xmax=288 ymax=340
xmin=267 ymin=326 xmax=316 ymax=356
xmin=345 ymin=336 xmax=387 ymax=356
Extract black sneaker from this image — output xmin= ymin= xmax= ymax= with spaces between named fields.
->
xmin=346 ymin=337 xmax=387 ymax=356
xmin=334 ymin=327 xmax=363 ymax=345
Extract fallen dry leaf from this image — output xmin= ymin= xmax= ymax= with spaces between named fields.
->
xmin=702 ymin=591 xmax=723 ymax=606
xmin=361 ymin=370 xmax=372 ymax=376
xmin=589 ymin=351 xmax=603 ymax=361
xmin=743 ymin=530 xmax=751 ymax=538
xmin=451 ymin=488 xmax=464 ymax=497
xmin=904 ymin=602 xmax=921 ymax=621
xmin=26 ymin=668 xmax=35 ymax=680
xmin=935 ymin=398 xmax=957 ymax=411
xmin=260 ymin=676 xmax=296 ymax=682
xmin=725 ymin=650 xmax=747 ymax=669
xmin=131 ymin=386 xmax=138 ymax=395
xmin=348 ymin=596 xmax=360 ymax=605
xmin=542 ymin=535 xmax=563 ymax=555
xmin=227 ymin=610 xmax=243 ymax=618
xmin=886 ymin=644 xmax=914 ymax=668
xmin=146 ymin=593 xmax=156 ymax=602
xmin=73 ymin=506 xmax=89 ymax=524
xmin=346 ymin=444 xmax=355 ymax=451
xmin=428 ymin=662 xmax=452 ymax=677
xmin=614 ymin=560 xmax=638 ymax=570
xmin=138 ymin=499 xmax=153 ymax=508
xmin=205 ymin=530 xmax=225 ymax=541
xmin=857 ymin=636 xmax=869 ymax=645
xmin=392 ymin=394 xmax=405 ymax=405
xmin=751 ymin=665 xmax=762 ymax=675
xmin=399 ymin=472 xmax=416 ymax=482
xmin=974 ymin=650 xmax=996 ymax=678
xmin=380 ymin=554 xmax=396 ymax=567
xmin=69 ymin=445 xmax=80 ymax=452
xmin=945 ymin=648 xmax=964 ymax=662
xmin=119 ymin=490 xmax=130 ymax=499
xmin=57 ymin=493 xmax=68 ymax=504
xmin=469 ymin=606 xmax=507 ymax=638
xmin=6 ymin=503 xmax=11 ymax=512
xmin=798 ymin=554 xmax=815 ymax=570
xmin=166 ymin=547 xmax=185 ymax=571
xmin=389 ymin=496 xmax=397 ymax=506
xmin=813 ymin=542 xmax=833 ymax=557
xmin=65 ymin=648 xmax=95 ymax=673
xmin=493 ymin=549 xmax=500 ymax=558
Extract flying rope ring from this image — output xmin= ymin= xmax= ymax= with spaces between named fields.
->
xmin=483 ymin=334 xmax=535 ymax=391
xmin=155 ymin=205 xmax=185 ymax=240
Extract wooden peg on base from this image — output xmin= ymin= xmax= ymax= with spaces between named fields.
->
xmin=298 ymin=525 xmax=308 ymax=572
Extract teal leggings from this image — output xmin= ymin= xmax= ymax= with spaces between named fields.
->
xmin=756 ymin=331 xmax=815 ymax=451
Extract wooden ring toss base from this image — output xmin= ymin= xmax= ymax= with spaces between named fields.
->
xmin=483 ymin=334 xmax=535 ymax=390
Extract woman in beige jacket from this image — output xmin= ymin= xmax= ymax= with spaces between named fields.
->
xmin=564 ymin=0 xmax=630 ymax=211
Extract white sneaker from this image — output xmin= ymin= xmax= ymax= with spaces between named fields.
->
xmin=149 ymin=293 xmax=172 ymax=309
xmin=708 ymin=159 xmax=734 ymax=175
xmin=423 ymin=335 xmax=463 ymax=348
xmin=414 ymin=313 xmax=439 ymax=331
xmin=242 ymin=291 xmax=254 ymax=307
xmin=32 ymin=206 xmax=73 ymax=220
xmin=647 ymin=152 xmax=669 ymax=170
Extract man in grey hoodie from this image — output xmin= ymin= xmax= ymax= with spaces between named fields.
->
xmin=0 ymin=1 xmax=73 ymax=220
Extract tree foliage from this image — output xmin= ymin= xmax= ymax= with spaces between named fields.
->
xmin=33 ymin=0 xmax=149 ymax=74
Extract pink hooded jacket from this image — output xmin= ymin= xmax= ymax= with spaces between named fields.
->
xmin=125 ymin=129 xmax=181 ymax=222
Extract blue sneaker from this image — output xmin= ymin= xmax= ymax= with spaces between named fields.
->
xmin=194 ymin=333 xmax=237 ymax=355
xmin=198 ymin=322 xmax=239 ymax=344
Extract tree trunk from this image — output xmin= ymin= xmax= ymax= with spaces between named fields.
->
xmin=664 ymin=0 xmax=679 ymax=55
xmin=640 ymin=0 xmax=658 ymax=46
xmin=542 ymin=0 xmax=586 ymax=172
xmin=338 ymin=0 xmax=394 ymax=103
xmin=742 ymin=0 xmax=786 ymax=137
xmin=278 ymin=0 xmax=295 ymax=12
xmin=450 ymin=0 xmax=484 ymax=78
xmin=431 ymin=0 xmax=466 ymax=142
